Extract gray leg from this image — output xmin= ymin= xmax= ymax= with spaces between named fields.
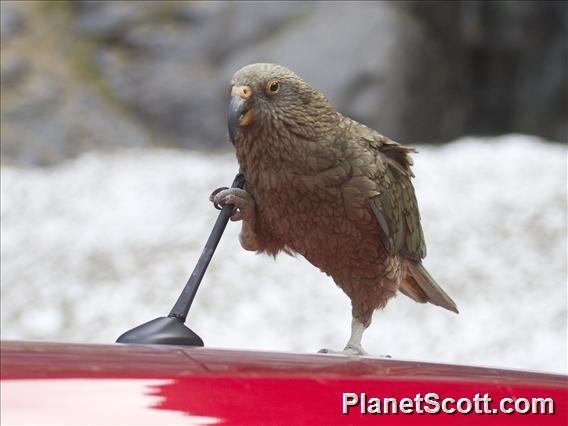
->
xmin=343 ymin=318 xmax=369 ymax=355
xmin=210 ymin=187 xmax=261 ymax=251
xmin=319 ymin=316 xmax=369 ymax=356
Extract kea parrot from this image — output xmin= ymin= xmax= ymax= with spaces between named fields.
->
xmin=211 ymin=63 xmax=458 ymax=355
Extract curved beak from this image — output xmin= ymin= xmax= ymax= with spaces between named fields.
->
xmin=228 ymin=96 xmax=246 ymax=145
xmin=227 ymin=85 xmax=253 ymax=145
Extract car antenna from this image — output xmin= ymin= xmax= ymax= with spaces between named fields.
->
xmin=116 ymin=172 xmax=245 ymax=346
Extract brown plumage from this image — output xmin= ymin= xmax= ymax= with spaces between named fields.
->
xmin=213 ymin=63 xmax=458 ymax=354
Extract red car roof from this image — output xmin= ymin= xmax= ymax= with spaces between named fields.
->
xmin=1 ymin=341 xmax=566 ymax=425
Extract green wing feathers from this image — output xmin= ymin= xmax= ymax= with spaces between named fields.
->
xmin=368 ymin=136 xmax=458 ymax=313
xmin=369 ymin=166 xmax=426 ymax=262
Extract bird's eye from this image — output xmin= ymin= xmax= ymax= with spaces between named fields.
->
xmin=266 ymin=79 xmax=280 ymax=95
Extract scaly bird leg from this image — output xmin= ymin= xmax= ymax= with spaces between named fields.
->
xmin=209 ymin=187 xmax=261 ymax=251
xmin=319 ymin=317 xmax=369 ymax=356
xmin=343 ymin=317 xmax=369 ymax=355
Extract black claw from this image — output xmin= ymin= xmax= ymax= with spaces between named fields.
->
xmin=210 ymin=187 xmax=229 ymax=210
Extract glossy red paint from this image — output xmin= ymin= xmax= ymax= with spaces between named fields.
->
xmin=1 ymin=341 xmax=567 ymax=425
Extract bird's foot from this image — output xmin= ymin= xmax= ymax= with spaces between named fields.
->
xmin=318 ymin=346 xmax=392 ymax=358
xmin=209 ymin=186 xmax=261 ymax=251
xmin=209 ymin=187 xmax=256 ymax=222
xmin=318 ymin=344 xmax=368 ymax=356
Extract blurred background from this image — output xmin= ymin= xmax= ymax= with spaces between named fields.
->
xmin=1 ymin=1 xmax=566 ymax=373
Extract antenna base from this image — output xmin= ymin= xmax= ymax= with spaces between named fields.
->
xmin=116 ymin=316 xmax=204 ymax=346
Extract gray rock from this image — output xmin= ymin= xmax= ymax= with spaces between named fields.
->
xmin=71 ymin=0 xmax=150 ymax=40
xmin=0 ymin=1 xmax=24 ymax=41
xmin=1 ymin=55 xmax=30 ymax=89
xmin=1 ymin=66 xmax=147 ymax=166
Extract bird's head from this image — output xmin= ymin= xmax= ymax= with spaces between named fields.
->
xmin=227 ymin=63 xmax=336 ymax=145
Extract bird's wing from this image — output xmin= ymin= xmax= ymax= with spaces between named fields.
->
xmin=352 ymin=125 xmax=457 ymax=313
xmin=360 ymin=129 xmax=426 ymax=262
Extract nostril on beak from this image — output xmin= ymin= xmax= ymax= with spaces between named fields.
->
xmin=231 ymin=85 xmax=252 ymax=100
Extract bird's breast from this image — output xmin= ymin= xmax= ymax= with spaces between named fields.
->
xmin=246 ymin=163 xmax=376 ymax=248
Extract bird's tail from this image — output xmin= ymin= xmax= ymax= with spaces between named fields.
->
xmin=400 ymin=261 xmax=459 ymax=314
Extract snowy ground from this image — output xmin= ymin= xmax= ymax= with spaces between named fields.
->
xmin=1 ymin=135 xmax=566 ymax=374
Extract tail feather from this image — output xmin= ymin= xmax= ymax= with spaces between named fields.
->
xmin=399 ymin=277 xmax=429 ymax=303
xmin=402 ymin=262 xmax=459 ymax=314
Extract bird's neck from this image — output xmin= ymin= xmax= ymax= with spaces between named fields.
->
xmin=234 ymin=110 xmax=341 ymax=183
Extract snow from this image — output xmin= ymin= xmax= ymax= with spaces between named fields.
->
xmin=1 ymin=135 xmax=566 ymax=374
